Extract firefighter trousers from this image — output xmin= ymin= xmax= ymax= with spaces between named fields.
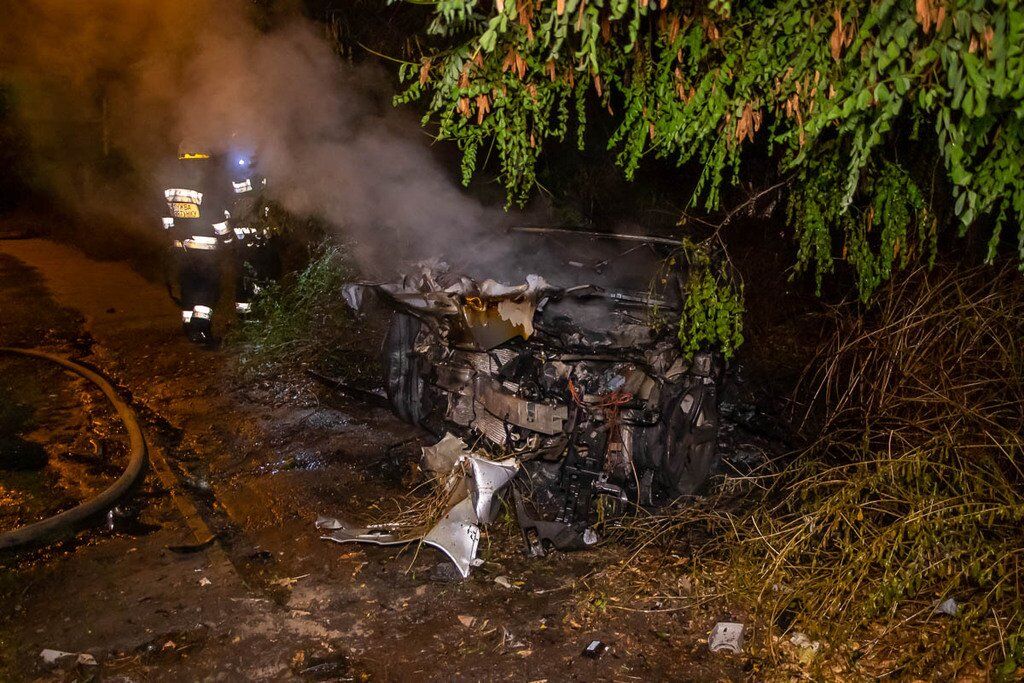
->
xmin=175 ymin=246 xmax=222 ymax=323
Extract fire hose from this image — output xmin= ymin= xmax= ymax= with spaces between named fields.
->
xmin=0 ymin=347 xmax=147 ymax=550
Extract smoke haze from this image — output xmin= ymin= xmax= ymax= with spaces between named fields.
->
xmin=0 ymin=0 xmax=539 ymax=275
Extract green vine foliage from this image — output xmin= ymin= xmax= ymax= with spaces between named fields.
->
xmin=396 ymin=0 xmax=1024 ymax=305
xmin=673 ymin=239 xmax=745 ymax=359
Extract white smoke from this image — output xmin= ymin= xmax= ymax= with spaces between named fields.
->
xmin=3 ymin=0 xmax=547 ymax=276
xmin=171 ymin=6 xmax=544 ymax=275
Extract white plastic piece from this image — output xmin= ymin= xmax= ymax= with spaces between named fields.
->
xmin=708 ymin=622 xmax=745 ymax=654
xmin=40 ymin=649 xmax=97 ymax=666
xmin=789 ymin=631 xmax=820 ymax=653
xmin=934 ymin=597 xmax=959 ymax=616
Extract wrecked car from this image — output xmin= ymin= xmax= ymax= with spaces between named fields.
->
xmin=342 ymin=231 xmax=722 ymax=559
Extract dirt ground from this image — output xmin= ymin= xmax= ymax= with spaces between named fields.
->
xmin=0 ymin=233 xmax=787 ymax=681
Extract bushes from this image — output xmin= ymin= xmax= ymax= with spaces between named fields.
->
xmin=628 ymin=264 xmax=1024 ymax=677
xmin=738 ymin=265 xmax=1024 ymax=675
xmin=229 ymin=243 xmax=377 ymax=381
xmin=397 ymin=0 xmax=1024 ymax=301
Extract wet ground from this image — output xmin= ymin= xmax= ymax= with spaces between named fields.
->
xmin=0 ymin=233 xmax=793 ymax=681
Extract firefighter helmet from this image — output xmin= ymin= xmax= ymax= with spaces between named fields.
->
xmin=177 ymin=140 xmax=211 ymax=160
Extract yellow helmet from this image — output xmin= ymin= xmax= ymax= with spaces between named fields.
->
xmin=177 ymin=140 xmax=211 ymax=160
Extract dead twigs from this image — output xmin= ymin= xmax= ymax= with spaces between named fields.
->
xmin=619 ymin=264 xmax=1024 ymax=677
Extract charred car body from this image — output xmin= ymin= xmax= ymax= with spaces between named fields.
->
xmin=345 ymin=234 xmax=722 ymax=555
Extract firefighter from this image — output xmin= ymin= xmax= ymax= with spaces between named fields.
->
xmin=160 ymin=148 xmax=234 ymax=344
xmin=228 ymin=152 xmax=281 ymax=315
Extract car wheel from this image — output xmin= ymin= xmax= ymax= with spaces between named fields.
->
xmin=381 ymin=312 xmax=425 ymax=424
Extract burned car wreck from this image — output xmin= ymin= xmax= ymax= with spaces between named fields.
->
xmin=330 ymin=236 xmax=722 ymax=573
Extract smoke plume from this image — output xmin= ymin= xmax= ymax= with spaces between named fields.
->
xmin=0 ymin=0 xmax=539 ymax=275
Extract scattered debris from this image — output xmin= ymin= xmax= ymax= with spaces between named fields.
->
xmin=306 ymin=368 xmax=391 ymax=408
xmin=581 ymin=640 xmax=608 ymax=659
xmin=494 ymin=575 xmax=516 ymax=590
xmin=247 ymin=548 xmax=274 ymax=561
xmin=708 ymin=622 xmax=745 ymax=654
xmin=934 ymin=597 xmax=959 ymax=617
xmin=457 ymin=615 xmax=476 ymax=628
xmin=130 ymin=625 xmax=211 ymax=661
xmin=271 ymin=574 xmax=310 ymax=589
xmin=319 ymin=435 xmax=517 ymax=577
xmin=430 ymin=561 xmax=465 ymax=583
xmin=789 ymin=630 xmax=821 ymax=663
xmin=198 ymin=576 xmax=212 ymax=587
xmin=292 ymin=649 xmax=353 ymax=680
xmin=167 ymin=535 xmax=217 ymax=554
xmin=40 ymin=649 xmax=97 ymax=667
xmin=789 ymin=631 xmax=820 ymax=651
xmin=420 ymin=432 xmax=470 ymax=476
xmin=498 ymin=626 xmax=527 ymax=651
xmin=314 ymin=516 xmax=344 ymax=531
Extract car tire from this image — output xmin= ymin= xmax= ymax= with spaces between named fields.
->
xmin=382 ymin=313 xmax=426 ymax=424
xmin=657 ymin=378 xmax=721 ymax=496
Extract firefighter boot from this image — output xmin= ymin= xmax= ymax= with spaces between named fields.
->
xmin=185 ymin=317 xmax=213 ymax=346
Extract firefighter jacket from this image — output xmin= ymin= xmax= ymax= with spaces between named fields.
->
xmin=229 ymin=165 xmax=271 ymax=246
xmin=161 ymin=157 xmax=234 ymax=252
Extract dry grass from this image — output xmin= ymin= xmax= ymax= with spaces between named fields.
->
xmin=615 ymin=264 xmax=1024 ymax=678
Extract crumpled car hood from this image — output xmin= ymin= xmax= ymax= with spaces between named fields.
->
xmin=343 ymin=263 xmax=677 ymax=353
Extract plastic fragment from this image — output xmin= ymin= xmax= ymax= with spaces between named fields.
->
xmin=708 ymin=622 xmax=745 ymax=653
xmin=40 ymin=649 xmax=97 ymax=667
xmin=934 ymin=597 xmax=959 ymax=616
